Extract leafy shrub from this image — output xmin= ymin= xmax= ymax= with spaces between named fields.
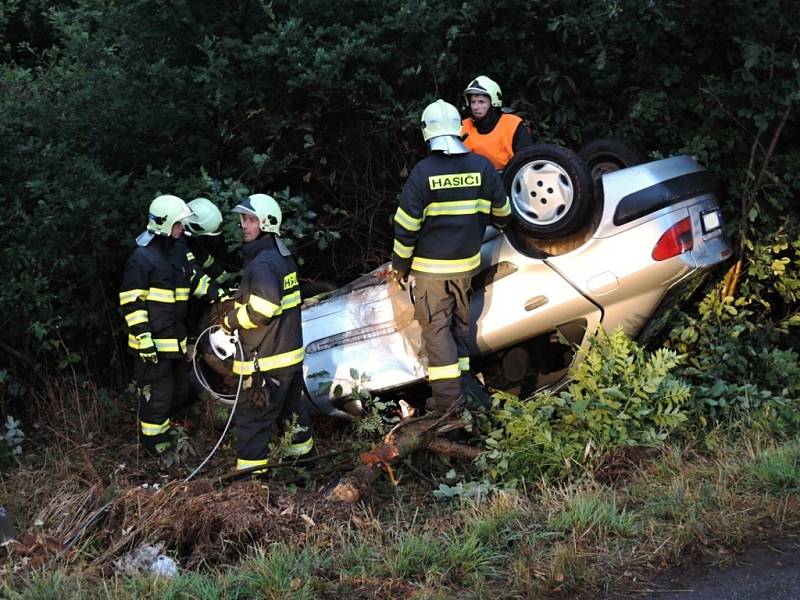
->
xmin=478 ymin=328 xmax=691 ymax=482
xmin=667 ymin=235 xmax=800 ymax=425
xmin=1 ymin=0 xmax=798 ymax=411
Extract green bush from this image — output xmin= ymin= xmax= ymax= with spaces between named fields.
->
xmin=479 ymin=328 xmax=691 ymax=482
xmin=667 ymin=235 xmax=800 ymax=425
xmin=0 ymin=0 xmax=798 ymax=405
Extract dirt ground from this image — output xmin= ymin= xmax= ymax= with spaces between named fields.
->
xmin=630 ymin=535 xmax=800 ymax=600
xmin=0 ymin=401 xmax=367 ymax=572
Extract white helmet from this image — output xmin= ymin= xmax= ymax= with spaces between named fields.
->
xmin=420 ymin=99 xmax=468 ymax=155
xmin=463 ymin=75 xmax=502 ymax=108
xmin=232 ymin=193 xmax=282 ymax=234
xmin=185 ymin=197 xmax=223 ymax=236
xmin=137 ymin=194 xmax=193 ymax=246
xmin=147 ymin=194 xmax=193 ymax=236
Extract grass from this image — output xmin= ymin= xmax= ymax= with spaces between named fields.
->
xmin=3 ymin=411 xmax=800 ymax=599
xmin=224 ymin=543 xmax=327 ymax=599
xmin=546 ymin=492 xmax=639 ymax=538
xmin=745 ymin=440 xmax=800 ymax=495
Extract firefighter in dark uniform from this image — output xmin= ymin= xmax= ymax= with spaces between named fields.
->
xmin=461 ymin=75 xmax=533 ymax=171
xmin=209 ymin=194 xmax=313 ymax=472
xmin=176 ymin=197 xmax=234 ymax=417
xmin=119 ymin=194 xmax=224 ymax=456
xmin=184 ymin=197 xmax=235 ymax=285
xmin=178 ymin=197 xmax=234 ymax=346
xmin=391 ymin=99 xmax=512 ymax=412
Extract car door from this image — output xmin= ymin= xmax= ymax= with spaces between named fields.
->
xmin=471 ymin=233 xmax=603 ymax=355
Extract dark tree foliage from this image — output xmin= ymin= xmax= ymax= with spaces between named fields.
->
xmin=0 ymin=0 xmax=797 ymax=393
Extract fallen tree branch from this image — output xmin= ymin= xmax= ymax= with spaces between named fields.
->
xmin=425 ymin=438 xmax=481 ymax=461
xmin=328 ymin=415 xmax=474 ymax=503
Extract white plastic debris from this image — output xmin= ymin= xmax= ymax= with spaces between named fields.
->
xmin=150 ymin=554 xmax=178 ymax=578
xmin=114 ymin=542 xmax=179 ymax=578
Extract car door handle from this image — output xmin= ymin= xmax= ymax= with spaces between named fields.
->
xmin=524 ymin=295 xmax=548 ymax=311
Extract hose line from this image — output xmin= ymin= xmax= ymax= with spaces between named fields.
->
xmin=184 ymin=325 xmax=244 ymax=482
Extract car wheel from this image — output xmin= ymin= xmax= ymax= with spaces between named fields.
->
xmin=503 ymin=144 xmax=594 ymax=239
xmin=578 ymin=137 xmax=645 ymax=183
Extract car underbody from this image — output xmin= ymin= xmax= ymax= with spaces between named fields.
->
xmin=300 ymin=152 xmax=732 ymax=420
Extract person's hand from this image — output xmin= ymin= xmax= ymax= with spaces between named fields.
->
xmin=214 ymin=287 xmax=234 ymax=303
xmin=136 ymin=333 xmax=158 ymax=364
xmin=209 ymin=327 xmax=237 ymax=360
xmin=388 ymin=266 xmax=409 ymax=288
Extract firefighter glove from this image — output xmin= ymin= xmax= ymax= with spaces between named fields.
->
xmin=209 ymin=284 xmax=234 ymax=304
xmin=209 ymin=326 xmax=237 ymax=360
xmin=136 ymin=333 xmax=158 ymax=364
xmin=388 ymin=266 xmax=409 ymax=288
xmin=217 ymin=288 xmax=235 ymax=303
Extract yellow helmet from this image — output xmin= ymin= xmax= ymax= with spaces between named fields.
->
xmin=147 ymin=194 xmax=193 ymax=237
xmin=420 ymin=100 xmax=468 ymax=154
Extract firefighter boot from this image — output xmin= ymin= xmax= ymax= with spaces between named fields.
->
xmin=425 ymin=395 xmax=465 ymax=414
xmin=141 ymin=430 xmax=174 ymax=458
xmin=461 ymin=372 xmax=492 ymax=411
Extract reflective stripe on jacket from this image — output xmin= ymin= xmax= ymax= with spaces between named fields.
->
xmin=391 ymin=152 xmax=511 ymax=278
xmin=224 ymin=236 xmax=304 ymax=376
xmin=119 ymin=236 xmax=210 ymax=359
xmin=461 ymin=113 xmax=525 ymax=170
xmin=185 ymin=235 xmax=232 ymax=283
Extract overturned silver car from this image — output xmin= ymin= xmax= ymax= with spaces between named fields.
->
xmin=301 ymin=143 xmax=732 ymax=419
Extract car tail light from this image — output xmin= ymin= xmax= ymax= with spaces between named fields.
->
xmin=652 ymin=217 xmax=693 ymax=261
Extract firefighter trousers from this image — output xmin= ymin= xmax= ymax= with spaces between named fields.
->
xmin=234 ymin=369 xmax=313 ymax=464
xmin=132 ymin=357 xmax=189 ymax=448
xmin=412 ymin=275 xmax=472 ymax=410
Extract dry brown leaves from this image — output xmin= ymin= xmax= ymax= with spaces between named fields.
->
xmin=94 ymin=478 xmax=349 ymax=569
xmin=3 ymin=531 xmax=67 ymax=569
xmin=593 ymin=445 xmax=662 ymax=484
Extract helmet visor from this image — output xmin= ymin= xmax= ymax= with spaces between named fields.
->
xmin=429 ymin=135 xmax=469 ymax=155
xmin=232 ymin=199 xmax=257 ymax=217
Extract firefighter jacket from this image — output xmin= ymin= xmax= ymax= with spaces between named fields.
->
xmin=185 ymin=235 xmax=232 ymax=284
xmin=461 ymin=112 xmax=532 ymax=170
xmin=223 ymin=236 xmax=304 ymax=377
xmin=392 ymin=151 xmax=511 ymax=278
xmin=175 ymin=236 xmax=226 ymax=302
xmin=119 ymin=236 xmax=216 ymax=359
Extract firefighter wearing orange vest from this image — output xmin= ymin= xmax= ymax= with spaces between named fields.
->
xmin=461 ymin=75 xmax=533 ymax=171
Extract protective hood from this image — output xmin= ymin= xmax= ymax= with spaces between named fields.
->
xmin=276 ymin=237 xmax=292 ymax=257
xmin=428 ymin=135 xmax=469 ymax=155
xmin=471 ymin=107 xmax=501 ymax=134
xmin=136 ymin=230 xmax=156 ymax=247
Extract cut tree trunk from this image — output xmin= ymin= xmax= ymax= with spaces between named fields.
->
xmin=328 ymin=415 xmax=481 ymax=503
xmin=200 ymin=302 xmax=483 ymax=502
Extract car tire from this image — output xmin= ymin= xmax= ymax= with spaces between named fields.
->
xmin=578 ymin=137 xmax=646 ymax=183
xmin=503 ymin=144 xmax=594 ymax=240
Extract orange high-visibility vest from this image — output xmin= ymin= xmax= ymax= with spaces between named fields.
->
xmin=461 ymin=113 xmax=524 ymax=170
